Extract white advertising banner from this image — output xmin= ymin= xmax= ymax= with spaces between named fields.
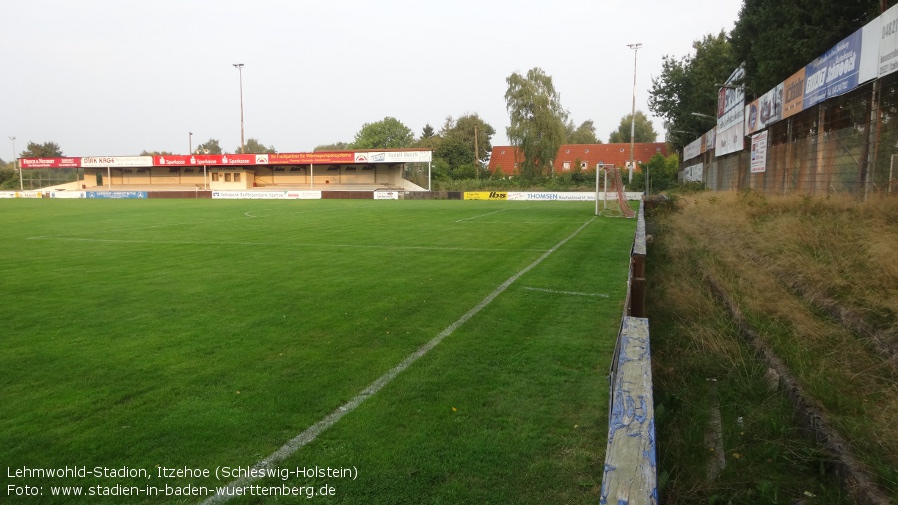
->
xmin=716 ymin=122 xmax=745 ymax=157
xmin=683 ymin=163 xmax=703 ymax=183
xmin=373 ymin=190 xmax=399 ymax=200
xmin=717 ymin=65 xmax=746 ymax=133
xmin=1 ymin=191 xmax=44 ymax=198
xmin=354 ymin=151 xmax=432 ymax=163
xmin=880 ymin=4 xmax=898 ymax=77
xmin=683 ymin=137 xmax=702 ymax=161
xmin=750 ymin=131 xmax=769 ymax=173
xmin=81 ymin=156 xmax=153 ymax=168
xmin=861 ymin=15 xmax=882 ymax=83
xmin=50 ymin=191 xmax=86 ymax=198
xmin=507 ymin=192 xmax=643 ymax=201
xmin=212 ymin=191 xmax=321 ymax=200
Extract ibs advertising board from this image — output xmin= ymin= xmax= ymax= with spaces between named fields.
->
xmin=464 ymin=192 xmax=508 ymax=200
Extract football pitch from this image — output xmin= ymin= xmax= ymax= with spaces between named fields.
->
xmin=1 ymin=198 xmax=635 ymax=504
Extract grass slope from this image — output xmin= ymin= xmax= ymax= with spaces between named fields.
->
xmin=648 ymin=192 xmax=898 ymax=504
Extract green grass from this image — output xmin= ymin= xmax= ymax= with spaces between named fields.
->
xmin=1 ymin=199 xmax=634 ymax=504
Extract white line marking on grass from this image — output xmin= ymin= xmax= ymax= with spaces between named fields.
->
xmin=200 ymin=216 xmax=596 ymax=504
xmin=458 ymin=220 xmax=585 ymax=225
xmin=523 ymin=286 xmax=610 ymax=298
xmin=455 ymin=208 xmax=510 ymax=222
xmin=243 ymin=209 xmax=272 ymax=218
xmin=24 ymin=236 xmax=547 ymax=253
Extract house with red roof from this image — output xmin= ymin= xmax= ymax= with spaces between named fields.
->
xmin=487 ymin=143 xmax=668 ymax=176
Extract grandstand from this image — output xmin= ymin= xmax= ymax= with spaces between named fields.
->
xmin=16 ymin=150 xmax=433 ymax=193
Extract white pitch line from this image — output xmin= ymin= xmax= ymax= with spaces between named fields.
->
xmin=523 ymin=286 xmax=610 ymax=298
xmin=455 ymin=208 xmax=510 ymax=222
xmin=243 ymin=209 xmax=272 ymax=218
xmin=24 ymin=236 xmax=547 ymax=253
xmin=200 ymin=216 xmax=595 ymax=504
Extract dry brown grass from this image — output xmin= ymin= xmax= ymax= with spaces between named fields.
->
xmin=653 ymin=191 xmax=898 ymax=498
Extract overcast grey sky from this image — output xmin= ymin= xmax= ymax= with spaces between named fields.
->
xmin=1 ymin=0 xmax=743 ymax=158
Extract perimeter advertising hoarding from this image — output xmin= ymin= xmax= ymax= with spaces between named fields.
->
xmin=716 ymin=65 xmax=746 ymax=156
xmin=704 ymin=128 xmax=716 ymax=152
xmin=155 ymin=154 xmax=262 ymax=166
xmin=745 ymin=84 xmax=783 ymax=136
xmin=683 ymin=163 xmax=703 ymax=183
xmin=373 ymin=190 xmax=399 ymax=200
xmin=87 ymin=191 xmax=148 ymax=199
xmin=270 ymin=152 xmax=355 ymax=164
xmin=19 ymin=158 xmax=81 ymax=169
xmin=880 ymin=4 xmax=898 ymax=77
xmin=211 ymin=191 xmax=322 ymax=199
xmin=683 ymin=138 xmax=702 ymax=161
xmin=782 ymin=68 xmax=806 ymax=119
xmin=81 ymin=156 xmax=153 ymax=168
xmin=750 ymin=131 xmax=769 ymax=173
xmin=803 ymin=29 xmax=863 ymax=109
xmin=355 ymin=151 xmax=433 ymax=164
xmin=464 ymin=191 xmax=508 ymax=200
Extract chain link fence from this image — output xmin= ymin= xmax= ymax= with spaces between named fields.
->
xmin=686 ymin=73 xmax=898 ymax=197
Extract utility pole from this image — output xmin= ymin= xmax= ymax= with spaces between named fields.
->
xmin=474 ymin=125 xmax=479 ymax=180
xmin=9 ymin=136 xmax=22 ymax=191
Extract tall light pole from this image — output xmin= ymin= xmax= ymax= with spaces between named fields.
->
xmin=232 ymin=63 xmax=245 ymax=154
xmin=189 ymin=132 xmax=193 ymax=155
xmin=627 ymin=43 xmax=642 ymax=184
xmin=9 ymin=136 xmax=22 ymax=191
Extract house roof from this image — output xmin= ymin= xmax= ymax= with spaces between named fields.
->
xmin=487 ymin=143 xmax=668 ymax=175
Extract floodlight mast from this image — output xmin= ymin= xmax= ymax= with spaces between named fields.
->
xmin=627 ymin=43 xmax=642 ymax=184
xmin=232 ymin=64 xmax=245 ymax=154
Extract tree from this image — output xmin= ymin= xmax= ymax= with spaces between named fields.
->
xmin=350 ymin=117 xmax=414 ymax=149
xmin=445 ymin=114 xmax=495 ymax=165
xmin=314 ymin=142 xmax=351 ymax=152
xmin=421 ymin=124 xmax=436 ymax=139
xmin=140 ymin=150 xmax=174 ymax=156
xmin=505 ymin=67 xmax=569 ymax=179
xmin=435 ymin=137 xmax=474 ymax=173
xmin=0 ymin=157 xmax=17 ymax=189
xmin=649 ymin=31 xmax=735 ymax=150
xmin=731 ymin=0 xmax=879 ymax=95
xmin=194 ymin=139 xmax=222 ymax=155
xmin=567 ymin=120 xmax=600 ymax=144
xmin=21 ymin=141 xmax=63 ymax=158
xmin=240 ymin=138 xmax=276 ymax=154
xmin=608 ymin=111 xmax=658 ymax=143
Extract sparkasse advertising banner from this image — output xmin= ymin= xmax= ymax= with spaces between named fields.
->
xmin=155 ymin=154 xmax=260 ymax=166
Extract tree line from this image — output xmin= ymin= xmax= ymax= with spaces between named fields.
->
xmin=649 ymin=0 xmax=884 ymax=150
xmin=6 ymin=59 xmax=669 ymax=189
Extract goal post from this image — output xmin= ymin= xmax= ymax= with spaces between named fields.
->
xmin=595 ymin=164 xmax=636 ymax=218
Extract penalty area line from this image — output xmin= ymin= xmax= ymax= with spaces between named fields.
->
xmin=455 ymin=208 xmax=510 ymax=222
xmin=523 ymin=286 xmax=610 ymax=298
xmin=200 ymin=216 xmax=596 ymax=504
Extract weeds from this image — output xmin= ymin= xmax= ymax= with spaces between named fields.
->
xmin=648 ymin=192 xmax=898 ymax=502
